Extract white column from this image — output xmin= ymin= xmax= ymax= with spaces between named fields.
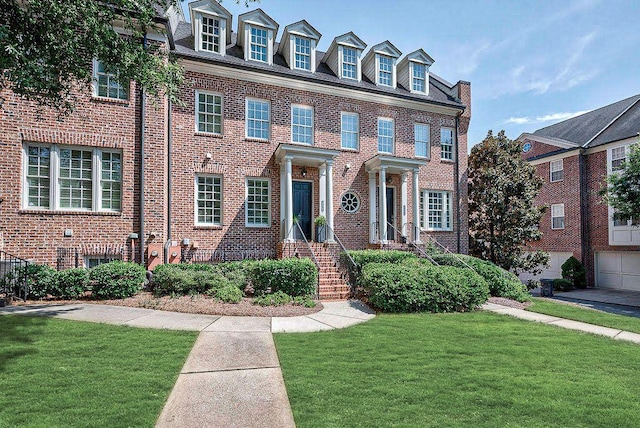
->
xmin=369 ymin=171 xmax=377 ymax=243
xmin=401 ymin=172 xmax=408 ymax=238
xmin=319 ymin=164 xmax=326 ymax=217
xmin=280 ymin=162 xmax=285 ymax=240
xmin=412 ymin=168 xmax=421 ymax=243
xmin=326 ymin=161 xmax=335 ymax=242
xmin=285 ymin=156 xmax=294 ymax=242
xmin=379 ymin=167 xmax=387 ymax=243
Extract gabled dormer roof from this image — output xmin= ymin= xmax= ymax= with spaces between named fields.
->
xmin=237 ymin=8 xmax=279 ymax=47
xmin=277 ymin=19 xmax=322 ymax=56
xmin=324 ymin=31 xmax=367 ymax=59
xmin=400 ymin=49 xmax=434 ymax=67
xmin=189 ymin=0 xmax=232 ymax=44
xmin=364 ymin=40 xmax=402 ymax=61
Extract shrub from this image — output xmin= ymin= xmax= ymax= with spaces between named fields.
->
xmin=216 ymin=260 xmax=253 ymax=291
xmin=553 ymin=278 xmax=574 ymax=292
xmin=292 ymin=295 xmax=316 ymax=308
xmin=361 ymin=262 xmax=489 ymax=313
xmin=152 ymin=262 xmax=252 ymax=296
xmin=340 ymin=250 xmax=418 ymax=287
xmin=431 ymin=254 xmax=530 ymax=302
xmin=213 ymin=284 xmax=243 ymax=303
xmin=14 ymin=264 xmax=57 ymax=300
xmin=51 ymin=268 xmax=89 ymax=299
xmin=561 ymin=256 xmax=587 ymax=289
xmin=248 ymin=258 xmax=317 ymax=297
xmin=253 ymin=291 xmax=292 ymax=306
xmin=90 ymin=261 xmax=146 ymax=299
xmin=152 ymin=265 xmax=196 ymax=296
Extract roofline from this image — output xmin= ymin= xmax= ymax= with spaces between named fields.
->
xmin=583 ymin=97 xmax=640 ymax=148
xmin=517 ymin=133 xmax=580 ymax=149
xmin=524 ymin=147 xmax=580 ymax=162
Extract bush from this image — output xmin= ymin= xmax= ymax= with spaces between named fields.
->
xmin=90 ymin=261 xmax=146 ymax=299
xmin=14 ymin=264 xmax=57 ymax=300
xmin=361 ymin=262 xmax=489 ymax=313
xmin=152 ymin=262 xmax=250 ymax=296
xmin=253 ymin=291 xmax=292 ymax=306
xmin=249 ymin=258 xmax=317 ymax=297
xmin=292 ymin=295 xmax=316 ymax=308
xmin=431 ymin=254 xmax=530 ymax=302
xmin=553 ymin=278 xmax=574 ymax=292
xmin=212 ymin=284 xmax=243 ymax=303
xmin=561 ymin=256 xmax=587 ymax=289
xmin=340 ymin=250 xmax=419 ymax=287
xmin=52 ymin=268 xmax=89 ymax=299
xmin=152 ymin=265 xmax=196 ymax=296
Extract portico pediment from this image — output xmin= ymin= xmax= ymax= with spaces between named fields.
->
xmin=365 ymin=154 xmax=426 ymax=174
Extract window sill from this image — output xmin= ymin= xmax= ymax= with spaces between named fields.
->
xmin=415 ymin=156 xmax=431 ymax=161
xmin=195 ymin=132 xmax=223 ymax=138
xmin=91 ymin=96 xmax=129 ymax=105
xmin=440 ymin=158 xmax=455 ymax=164
xmin=245 ymin=137 xmax=270 ymax=144
xmin=340 ymin=147 xmax=360 ymax=153
xmin=245 ymin=224 xmax=270 ymax=229
xmin=421 ymin=228 xmax=453 ymax=233
xmin=19 ymin=209 xmax=121 ymax=216
xmin=194 ymin=225 xmax=223 ymax=230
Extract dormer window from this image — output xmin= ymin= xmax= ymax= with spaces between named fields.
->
xmin=411 ymin=63 xmax=426 ymax=92
xmin=238 ymin=9 xmax=279 ymax=66
xmin=190 ymin=0 xmax=232 ymax=56
xmin=398 ymin=49 xmax=434 ymax=95
xmin=279 ymin=20 xmax=321 ymax=73
xmin=294 ymin=37 xmax=311 ymax=70
xmin=323 ymin=32 xmax=367 ymax=82
xmin=378 ymin=55 xmax=394 ymax=87
xmin=362 ymin=41 xmax=401 ymax=89
xmin=341 ymin=47 xmax=357 ymax=79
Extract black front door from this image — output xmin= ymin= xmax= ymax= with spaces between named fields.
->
xmin=293 ymin=181 xmax=312 ymax=240
xmin=386 ymin=187 xmax=395 ymax=240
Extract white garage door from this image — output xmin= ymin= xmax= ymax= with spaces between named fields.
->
xmin=596 ymin=252 xmax=640 ymax=291
xmin=519 ymin=252 xmax=574 ymax=283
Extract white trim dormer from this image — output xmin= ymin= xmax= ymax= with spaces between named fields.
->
xmin=278 ymin=20 xmax=322 ymax=73
xmin=323 ymin=32 xmax=367 ymax=82
xmin=237 ymin=9 xmax=279 ymax=65
xmin=362 ymin=41 xmax=401 ymax=89
xmin=189 ymin=0 xmax=232 ymax=56
xmin=397 ymin=49 xmax=434 ymax=95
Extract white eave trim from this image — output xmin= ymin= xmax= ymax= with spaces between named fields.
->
xmin=518 ymin=133 xmax=580 ymax=149
xmin=181 ymin=59 xmax=463 ymax=116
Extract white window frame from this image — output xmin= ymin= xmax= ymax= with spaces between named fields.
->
xmin=200 ymin=15 xmax=221 ymax=54
xmin=411 ymin=62 xmax=427 ymax=94
xmin=551 ymin=203 xmax=565 ymax=230
xmin=22 ymin=143 xmax=122 ymax=213
xmin=245 ymin=177 xmax=271 ymax=228
xmin=92 ymin=59 xmax=129 ymax=101
xmin=245 ymin=98 xmax=270 ymax=141
xmin=377 ymin=118 xmax=394 ymax=154
xmin=441 ymin=127 xmax=455 ymax=161
xmin=291 ymin=105 xmax=314 ymax=145
xmin=85 ymin=256 xmax=119 ymax=269
xmin=249 ymin=25 xmax=269 ymax=63
xmin=341 ymin=112 xmax=359 ymax=150
xmin=377 ymin=54 xmax=394 ymax=87
xmin=293 ymin=36 xmax=312 ymax=71
xmin=195 ymin=90 xmax=223 ymax=135
xmin=415 ymin=123 xmax=430 ymax=159
xmin=420 ymin=190 xmax=452 ymax=231
xmin=341 ymin=46 xmax=358 ymax=80
xmin=610 ymin=145 xmax=628 ymax=172
xmin=550 ymin=159 xmax=564 ymax=182
xmin=195 ymin=174 xmax=223 ymax=227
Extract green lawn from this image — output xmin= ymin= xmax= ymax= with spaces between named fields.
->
xmin=0 ymin=315 xmax=197 ymax=427
xmin=527 ymin=298 xmax=640 ymax=334
xmin=275 ymin=311 xmax=640 ymax=428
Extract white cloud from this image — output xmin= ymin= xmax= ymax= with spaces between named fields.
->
xmin=504 ymin=110 xmax=590 ymax=125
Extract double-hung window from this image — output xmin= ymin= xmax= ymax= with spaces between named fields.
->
xmin=550 ymin=159 xmax=564 ymax=182
xmin=415 ymin=123 xmax=430 ymax=158
xmin=250 ymin=27 xmax=268 ymax=62
xmin=441 ymin=128 xmax=454 ymax=161
xmin=93 ymin=60 xmax=129 ymax=101
xmin=292 ymin=105 xmax=313 ymax=145
xmin=551 ymin=204 xmax=565 ymax=229
xmin=377 ymin=118 xmax=394 ymax=154
xmin=611 ymin=146 xmax=626 ymax=171
xmin=378 ymin=55 xmax=393 ymax=86
xmin=342 ymin=47 xmax=357 ymax=79
xmin=246 ymin=99 xmax=270 ymax=140
xmin=246 ymin=178 xmax=270 ymax=227
xmin=195 ymin=175 xmax=222 ymax=226
xmin=419 ymin=190 xmax=452 ymax=231
xmin=24 ymin=144 xmax=121 ymax=212
xmin=201 ymin=16 xmax=221 ymax=53
xmin=341 ymin=112 xmax=359 ymax=150
xmin=196 ymin=91 xmax=222 ymax=135
xmin=412 ymin=63 xmax=427 ymax=93
xmin=294 ymin=37 xmax=311 ymax=71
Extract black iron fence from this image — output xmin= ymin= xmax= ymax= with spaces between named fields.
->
xmin=0 ymin=250 xmax=30 ymax=301
xmin=181 ymin=247 xmax=275 ymax=263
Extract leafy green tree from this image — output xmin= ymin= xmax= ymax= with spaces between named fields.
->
xmin=468 ymin=130 xmax=549 ymax=274
xmin=601 ymin=140 xmax=640 ymax=222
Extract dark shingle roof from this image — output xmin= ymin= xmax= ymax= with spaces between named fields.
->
xmin=532 ymin=94 xmax=640 ymax=147
xmin=171 ymin=22 xmax=465 ymax=111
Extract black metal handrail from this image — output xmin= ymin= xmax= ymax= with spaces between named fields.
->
xmin=0 ymin=250 xmax=30 ymax=301
xmin=422 ymin=233 xmax=477 ymax=273
xmin=324 ymin=223 xmax=358 ymax=293
xmin=293 ymin=220 xmax=320 ymax=299
xmin=385 ymin=221 xmax=439 ymax=265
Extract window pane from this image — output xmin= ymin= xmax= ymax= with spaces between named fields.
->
xmin=294 ymin=37 xmax=311 ymax=70
xmin=378 ymin=118 xmax=394 ymax=153
xmin=94 ymin=60 xmax=128 ymax=100
xmin=342 ymin=47 xmax=357 ymax=79
xmin=197 ymin=92 xmax=222 ymax=135
xmin=341 ymin=113 xmax=359 ymax=150
xmin=59 ymin=148 xmax=93 ymax=210
xmin=25 ymin=146 xmax=51 ymax=208
xmin=292 ymin=106 xmax=313 ymax=144
xmin=250 ymin=27 xmax=268 ymax=62
xmin=378 ymin=55 xmax=393 ymax=86
xmin=246 ymin=179 xmax=269 ymax=226
xmin=196 ymin=176 xmax=222 ymax=225
xmin=441 ymin=128 xmax=454 ymax=160
xmin=415 ymin=124 xmax=430 ymax=158
xmin=412 ymin=63 xmax=426 ymax=92
xmin=201 ymin=16 xmax=220 ymax=53
xmin=101 ymin=151 xmax=122 ymax=211
xmin=246 ymin=99 xmax=270 ymax=140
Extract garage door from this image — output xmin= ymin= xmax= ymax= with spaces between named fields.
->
xmin=519 ymin=252 xmax=574 ymax=283
xmin=596 ymin=252 xmax=640 ymax=291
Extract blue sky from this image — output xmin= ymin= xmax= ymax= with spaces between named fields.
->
xmin=181 ymin=0 xmax=640 ymax=149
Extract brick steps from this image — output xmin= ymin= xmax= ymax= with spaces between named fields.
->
xmin=309 ymin=243 xmax=351 ymax=300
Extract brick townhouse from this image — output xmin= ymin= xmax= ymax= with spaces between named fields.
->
xmin=519 ymin=94 xmax=640 ymax=291
xmin=0 ymin=1 xmax=471 ymax=283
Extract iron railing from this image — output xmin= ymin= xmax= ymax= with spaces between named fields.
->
xmin=422 ymin=234 xmax=477 ymax=273
xmin=385 ymin=221 xmax=439 ymax=265
xmin=57 ymin=247 xmax=79 ymax=270
xmin=0 ymin=250 xmax=30 ymax=301
xmin=293 ymin=221 xmax=320 ymax=299
xmin=324 ymin=223 xmax=358 ymax=293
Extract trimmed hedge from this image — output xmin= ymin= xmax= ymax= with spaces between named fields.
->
xmin=341 ymin=249 xmax=418 ymax=267
xmin=151 ymin=262 xmax=253 ymax=297
xmin=52 ymin=268 xmax=89 ymax=299
xmin=561 ymin=256 xmax=587 ymax=289
xmin=553 ymin=278 xmax=573 ymax=292
xmin=90 ymin=261 xmax=146 ymax=299
xmin=431 ymin=254 xmax=530 ymax=302
xmin=14 ymin=264 xmax=57 ymax=300
xmin=249 ymin=258 xmax=317 ymax=297
xmin=212 ymin=284 xmax=243 ymax=303
xmin=361 ymin=262 xmax=489 ymax=313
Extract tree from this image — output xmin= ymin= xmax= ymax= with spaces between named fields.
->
xmin=468 ymin=130 xmax=549 ymax=274
xmin=601 ymin=140 xmax=640 ymax=222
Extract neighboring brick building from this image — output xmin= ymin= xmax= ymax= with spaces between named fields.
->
xmin=519 ymin=94 xmax=640 ymax=290
xmin=0 ymin=1 xmax=471 ymax=281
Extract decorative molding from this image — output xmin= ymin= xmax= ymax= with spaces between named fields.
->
xmin=20 ymin=128 xmax=126 ymax=148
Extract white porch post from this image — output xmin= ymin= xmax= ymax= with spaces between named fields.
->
xmin=280 ymin=162 xmax=285 ymax=240
xmin=412 ymin=168 xmax=421 ymax=243
xmin=325 ymin=160 xmax=335 ymax=242
xmin=379 ymin=166 xmax=387 ymax=243
xmin=369 ymin=171 xmax=377 ymax=243
xmin=284 ymin=156 xmax=294 ymax=242
xmin=401 ymin=172 xmax=408 ymax=238
xmin=319 ymin=164 xmax=326 ymax=217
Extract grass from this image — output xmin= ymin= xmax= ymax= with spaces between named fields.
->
xmin=527 ymin=298 xmax=640 ymax=334
xmin=274 ymin=311 xmax=640 ymax=428
xmin=0 ymin=315 xmax=197 ymax=427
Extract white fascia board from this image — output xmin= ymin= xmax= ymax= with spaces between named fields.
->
xmin=518 ymin=133 xmax=580 ymax=149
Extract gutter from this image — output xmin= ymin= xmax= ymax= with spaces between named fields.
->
xmin=164 ymin=99 xmax=173 ymax=263
xmin=140 ymin=33 xmax=147 ymax=265
xmin=454 ymin=114 xmax=461 ymax=253
xmin=578 ymin=148 xmax=589 ymax=270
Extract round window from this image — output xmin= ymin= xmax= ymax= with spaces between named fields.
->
xmin=341 ymin=191 xmax=360 ymax=213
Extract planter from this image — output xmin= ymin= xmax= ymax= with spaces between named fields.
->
xmin=316 ymin=225 xmax=326 ymax=243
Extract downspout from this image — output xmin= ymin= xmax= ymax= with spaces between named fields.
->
xmin=454 ymin=113 xmax=461 ymax=253
xmin=578 ymin=148 xmax=589 ymax=280
xmin=139 ymin=33 xmax=148 ymax=265
xmin=164 ymin=99 xmax=173 ymax=263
